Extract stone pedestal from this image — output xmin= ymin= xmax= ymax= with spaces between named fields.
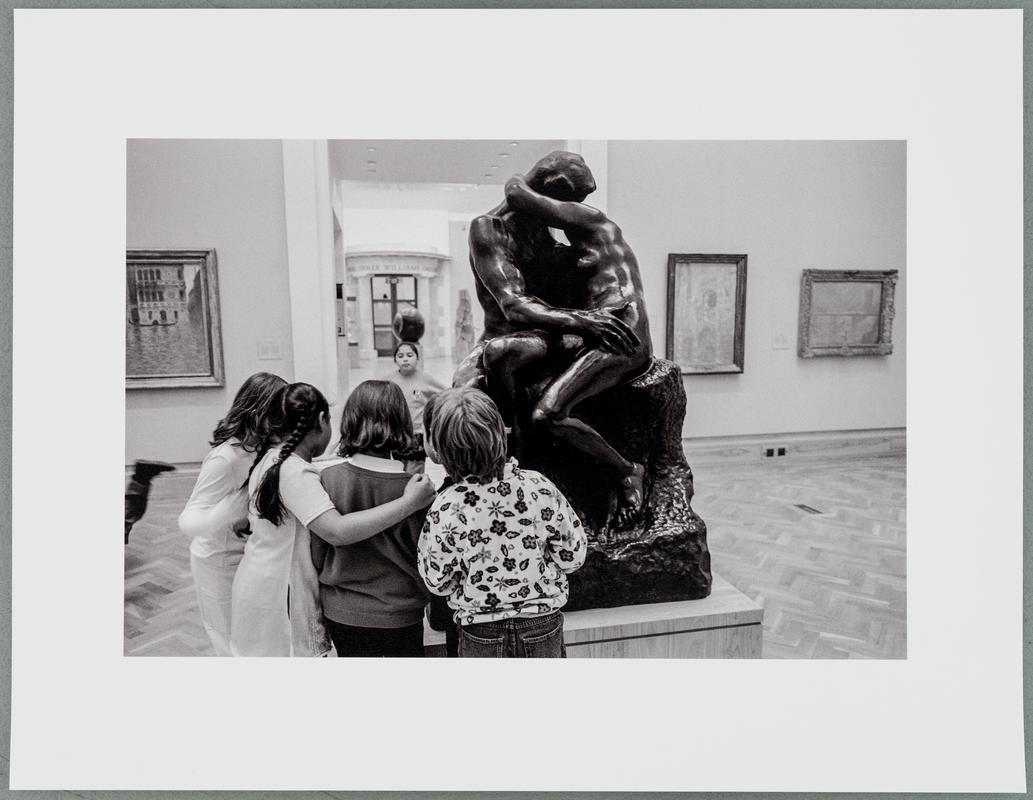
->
xmin=517 ymin=358 xmax=713 ymax=611
xmin=424 ymin=574 xmax=762 ymax=658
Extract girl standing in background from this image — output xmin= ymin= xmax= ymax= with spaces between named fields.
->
xmin=386 ymin=341 xmax=446 ymax=437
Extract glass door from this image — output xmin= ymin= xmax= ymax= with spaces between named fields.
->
xmin=370 ymin=274 xmax=418 ymax=356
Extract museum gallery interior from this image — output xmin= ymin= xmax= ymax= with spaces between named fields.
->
xmin=124 ymin=139 xmax=905 ymax=659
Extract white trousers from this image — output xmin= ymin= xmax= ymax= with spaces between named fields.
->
xmin=191 ymin=549 xmax=243 ymax=656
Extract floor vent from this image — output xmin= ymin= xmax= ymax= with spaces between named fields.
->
xmin=795 ymin=504 xmax=823 ymax=514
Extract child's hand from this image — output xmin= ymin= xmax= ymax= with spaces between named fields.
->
xmin=403 ymin=473 xmax=436 ymax=508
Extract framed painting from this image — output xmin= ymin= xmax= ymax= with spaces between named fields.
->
xmin=666 ymin=253 xmax=747 ymax=374
xmin=797 ymin=269 xmax=899 ymax=357
xmin=125 ymin=249 xmax=225 ymax=389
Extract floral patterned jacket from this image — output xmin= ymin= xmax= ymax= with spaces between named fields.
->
xmin=417 ymin=459 xmax=586 ymax=625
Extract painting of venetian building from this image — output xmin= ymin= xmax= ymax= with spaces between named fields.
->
xmin=126 ymin=249 xmax=224 ymax=388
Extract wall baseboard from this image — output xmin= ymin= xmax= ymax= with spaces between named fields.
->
xmin=682 ymin=428 xmax=906 ymax=466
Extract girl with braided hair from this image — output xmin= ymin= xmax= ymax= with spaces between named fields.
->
xmin=178 ymin=371 xmax=287 ymax=656
xmin=230 ymin=382 xmax=436 ymax=657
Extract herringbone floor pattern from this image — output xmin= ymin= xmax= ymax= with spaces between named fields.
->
xmin=125 ymin=454 xmax=906 ymax=658
xmin=693 ymin=456 xmax=906 ymax=658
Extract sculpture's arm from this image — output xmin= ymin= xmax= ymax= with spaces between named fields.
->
xmin=468 ymin=215 xmax=583 ymax=332
xmin=505 ymin=174 xmax=606 ymax=232
xmin=469 ymin=215 xmax=639 ymax=354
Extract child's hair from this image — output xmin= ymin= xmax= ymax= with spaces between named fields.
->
xmin=254 ymin=382 xmax=329 ymax=525
xmin=210 ymin=372 xmax=287 ymax=451
xmin=337 ymin=380 xmax=417 ymax=458
xmin=424 ymin=387 xmax=506 ymax=482
xmin=394 ymin=341 xmax=419 ymax=360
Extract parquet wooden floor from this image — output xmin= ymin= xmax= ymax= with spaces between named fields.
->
xmin=124 ymin=454 xmax=906 ymax=658
xmin=692 ymin=455 xmax=906 ymax=658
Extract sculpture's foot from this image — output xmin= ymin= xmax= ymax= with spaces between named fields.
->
xmin=612 ymin=462 xmax=645 ymax=529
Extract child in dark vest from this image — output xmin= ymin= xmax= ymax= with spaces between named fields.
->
xmin=311 ymin=380 xmax=435 ymax=657
xmin=418 ymin=387 xmax=586 ymax=658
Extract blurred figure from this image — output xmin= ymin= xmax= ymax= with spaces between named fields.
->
xmin=453 ymin=289 xmax=476 ymax=365
xmin=125 ymin=460 xmax=177 ymax=543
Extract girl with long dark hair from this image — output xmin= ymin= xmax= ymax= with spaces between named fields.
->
xmin=179 ymin=372 xmax=286 ymax=656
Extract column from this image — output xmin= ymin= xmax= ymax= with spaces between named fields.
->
xmin=565 ymin=140 xmax=608 ymax=214
xmin=281 ymin=140 xmax=340 ymax=402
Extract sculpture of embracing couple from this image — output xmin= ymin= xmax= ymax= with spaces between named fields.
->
xmin=453 ymin=150 xmax=652 ymax=530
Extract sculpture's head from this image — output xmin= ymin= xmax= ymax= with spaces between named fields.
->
xmin=525 ymin=151 xmax=597 ymax=202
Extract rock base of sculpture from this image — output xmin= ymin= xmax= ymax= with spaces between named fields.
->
xmin=515 ymin=358 xmax=713 ymax=611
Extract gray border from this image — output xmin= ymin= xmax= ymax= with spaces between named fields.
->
xmin=1 ymin=2 xmax=1028 ymax=799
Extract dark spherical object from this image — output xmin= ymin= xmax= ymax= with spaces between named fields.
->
xmin=392 ymin=305 xmax=425 ymax=343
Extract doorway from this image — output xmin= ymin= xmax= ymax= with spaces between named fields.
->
xmin=371 ymin=274 xmax=417 ymax=356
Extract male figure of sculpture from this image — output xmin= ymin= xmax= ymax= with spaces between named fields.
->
xmin=454 ymin=151 xmax=652 ymax=527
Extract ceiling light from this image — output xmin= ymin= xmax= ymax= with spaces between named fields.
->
xmin=367 ymin=146 xmax=376 ymax=152
xmin=490 ymin=165 xmax=499 ymax=170
xmin=367 ymin=160 xmax=376 ymax=166
xmin=509 ymin=141 xmax=519 ymax=147
xmin=484 ymin=173 xmax=492 ymax=177
xmin=499 ymin=153 xmax=510 ymax=158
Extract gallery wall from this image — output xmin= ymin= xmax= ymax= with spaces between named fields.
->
xmin=125 ymin=139 xmax=906 ymax=464
xmin=608 ymin=140 xmax=906 ymax=438
xmin=126 ymin=139 xmax=295 ymax=464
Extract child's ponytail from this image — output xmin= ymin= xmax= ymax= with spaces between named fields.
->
xmin=253 ymin=383 xmax=328 ymax=526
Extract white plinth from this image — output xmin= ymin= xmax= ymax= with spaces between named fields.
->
xmin=424 ymin=573 xmax=763 ymax=658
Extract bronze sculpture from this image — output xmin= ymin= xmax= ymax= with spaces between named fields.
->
xmin=454 ymin=152 xmax=648 ymax=525
xmin=455 ymin=150 xmax=712 ymax=609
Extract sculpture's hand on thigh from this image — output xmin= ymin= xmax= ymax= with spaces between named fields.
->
xmin=532 ymin=348 xmax=648 ymax=527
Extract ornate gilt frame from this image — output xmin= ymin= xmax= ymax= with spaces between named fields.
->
xmin=797 ymin=269 xmax=898 ymax=358
xmin=125 ymin=248 xmax=225 ymax=389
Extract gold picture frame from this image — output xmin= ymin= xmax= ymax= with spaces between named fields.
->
xmin=126 ymin=249 xmax=225 ymax=389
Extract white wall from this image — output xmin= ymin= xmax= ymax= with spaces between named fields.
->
xmin=335 ymin=207 xmax=450 ymax=255
xmin=126 ymin=140 xmax=906 ymax=463
xmin=608 ymin=140 xmax=906 ymax=438
xmin=126 ymin=139 xmax=294 ymax=464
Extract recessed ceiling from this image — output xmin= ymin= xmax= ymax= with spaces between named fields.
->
xmin=328 ymin=139 xmax=567 ymax=185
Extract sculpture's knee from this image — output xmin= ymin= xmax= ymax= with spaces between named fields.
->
xmin=531 ymin=402 xmax=562 ymax=432
xmin=482 ymin=338 xmax=511 ymax=372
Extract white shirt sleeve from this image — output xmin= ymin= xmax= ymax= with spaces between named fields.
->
xmin=280 ymin=458 xmax=336 ymax=526
xmin=178 ymin=449 xmax=248 ymax=540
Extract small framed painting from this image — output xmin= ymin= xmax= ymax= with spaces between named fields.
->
xmin=126 ymin=249 xmax=225 ymax=389
xmin=797 ymin=269 xmax=898 ymax=358
xmin=666 ymin=253 xmax=747 ymax=374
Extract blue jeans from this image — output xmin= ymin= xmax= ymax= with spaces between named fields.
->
xmin=458 ymin=611 xmax=566 ymax=658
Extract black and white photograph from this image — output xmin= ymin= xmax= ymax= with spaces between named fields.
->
xmin=123 ymin=139 xmax=907 ymax=660
xmin=10 ymin=8 xmax=1023 ymax=793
